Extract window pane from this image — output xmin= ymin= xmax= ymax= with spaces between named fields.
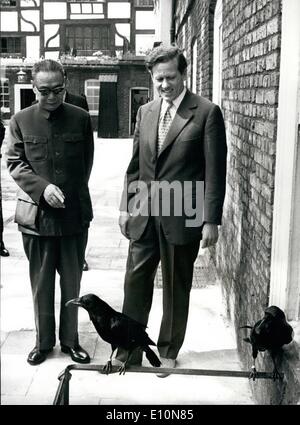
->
xmin=93 ymin=4 xmax=103 ymax=13
xmin=1 ymin=79 xmax=10 ymax=111
xmin=85 ymin=79 xmax=100 ymax=114
xmin=66 ymin=25 xmax=111 ymax=55
xmin=70 ymin=4 xmax=80 ymax=13
xmin=82 ymin=3 xmax=92 ymax=13
xmin=0 ymin=37 xmax=21 ymax=54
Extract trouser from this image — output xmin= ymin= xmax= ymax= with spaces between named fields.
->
xmin=117 ymin=217 xmax=200 ymax=363
xmin=22 ymin=231 xmax=88 ymax=350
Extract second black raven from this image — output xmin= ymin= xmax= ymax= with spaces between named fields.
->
xmin=66 ymin=293 xmax=161 ymax=374
xmin=241 ymin=305 xmax=293 ymax=381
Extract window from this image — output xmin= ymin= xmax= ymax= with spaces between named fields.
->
xmin=0 ymin=37 xmax=22 ymax=57
xmin=0 ymin=0 xmax=17 ymax=6
xmin=85 ymin=79 xmax=99 ymax=115
xmin=134 ymin=0 xmax=153 ymax=6
xmin=191 ymin=38 xmax=198 ymax=93
xmin=0 ymin=79 xmax=10 ymax=112
xmin=212 ymin=0 xmax=223 ymax=105
xmin=65 ymin=25 xmax=112 ymax=56
xmin=69 ymin=1 xmax=105 ymax=17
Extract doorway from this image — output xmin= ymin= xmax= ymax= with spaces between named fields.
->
xmin=130 ymin=88 xmax=149 ymax=135
xmin=14 ymin=84 xmax=35 ymax=113
xmin=97 ymin=81 xmax=118 ymax=138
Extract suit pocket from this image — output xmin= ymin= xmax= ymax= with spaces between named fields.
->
xmin=15 ymin=191 xmax=39 ymax=231
xmin=24 ymin=136 xmax=48 ymax=161
xmin=63 ymin=134 xmax=83 ymax=158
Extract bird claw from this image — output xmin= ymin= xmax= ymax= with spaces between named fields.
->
xmin=272 ymin=369 xmax=283 ymax=381
xmin=103 ymin=360 xmax=112 ymax=375
xmin=249 ymin=366 xmax=257 ymax=381
xmin=118 ymin=364 xmax=126 ymax=375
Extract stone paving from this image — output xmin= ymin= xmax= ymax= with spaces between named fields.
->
xmin=0 ymin=134 xmax=254 ymax=405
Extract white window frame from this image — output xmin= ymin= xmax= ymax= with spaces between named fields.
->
xmin=84 ymin=79 xmax=100 ymax=116
xmin=270 ymin=0 xmax=300 ymax=328
xmin=191 ymin=38 xmax=198 ymax=94
xmin=212 ymin=0 xmax=222 ymax=106
xmin=0 ymin=78 xmax=10 ymax=113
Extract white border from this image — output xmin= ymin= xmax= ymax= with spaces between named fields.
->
xmin=269 ymin=0 xmax=300 ymax=320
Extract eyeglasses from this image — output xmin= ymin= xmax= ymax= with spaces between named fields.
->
xmin=35 ymin=86 xmax=65 ymax=96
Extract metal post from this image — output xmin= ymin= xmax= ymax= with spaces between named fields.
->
xmin=53 ymin=368 xmax=72 ymax=405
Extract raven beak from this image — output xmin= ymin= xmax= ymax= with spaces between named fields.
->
xmin=65 ymin=298 xmax=82 ymax=307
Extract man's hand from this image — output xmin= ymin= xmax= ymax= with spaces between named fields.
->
xmin=43 ymin=184 xmax=65 ymax=208
xmin=201 ymin=223 xmax=218 ymax=248
xmin=119 ymin=212 xmax=130 ymax=239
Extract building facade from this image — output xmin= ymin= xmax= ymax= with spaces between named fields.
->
xmin=154 ymin=0 xmax=300 ymax=404
xmin=0 ymin=0 xmax=155 ymax=137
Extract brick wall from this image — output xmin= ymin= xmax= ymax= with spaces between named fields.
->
xmin=217 ymin=0 xmax=281 ymax=375
xmin=175 ymin=0 xmax=217 ymax=99
xmin=174 ymin=0 xmax=288 ymax=403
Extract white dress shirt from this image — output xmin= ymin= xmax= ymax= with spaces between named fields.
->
xmin=159 ymin=87 xmax=187 ymax=123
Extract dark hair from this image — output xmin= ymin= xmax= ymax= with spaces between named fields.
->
xmin=31 ymin=59 xmax=65 ymax=81
xmin=145 ymin=44 xmax=187 ymax=74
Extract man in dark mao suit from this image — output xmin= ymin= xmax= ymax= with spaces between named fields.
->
xmin=117 ymin=45 xmax=227 ymax=377
xmin=6 ymin=59 xmax=94 ymax=365
xmin=32 ymin=73 xmax=90 ymax=273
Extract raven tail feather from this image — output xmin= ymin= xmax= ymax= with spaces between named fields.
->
xmin=144 ymin=346 xmax=161 ymax=367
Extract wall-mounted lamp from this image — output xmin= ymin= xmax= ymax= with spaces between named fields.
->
xmin=17 ymin=68 xmax=27 ymax=83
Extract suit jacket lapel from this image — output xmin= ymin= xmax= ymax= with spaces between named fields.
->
xmin=158 ymin=91 xmax=198 ymax=157
xmin=146 ymin=98 xmax=162 ymax=157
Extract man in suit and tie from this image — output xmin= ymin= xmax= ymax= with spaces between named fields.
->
xmin=117 ymin=45 xmax=227 ymax=377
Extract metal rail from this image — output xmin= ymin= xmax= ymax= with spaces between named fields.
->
xmin=53 ymin=364 xmax=280 ymax=405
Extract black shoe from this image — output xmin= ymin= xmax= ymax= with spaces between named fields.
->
xmin=83 ymin=260 xmax=89 ymax=271
xmin=0 ymin=241 xmax=9 ymax=257
xmin=27 ymin=347 xmax=53 ymax=366
xmin=61 ymin=344 xmax=90 ymax=363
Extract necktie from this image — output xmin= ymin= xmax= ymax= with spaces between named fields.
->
xmin=157 ymin=102 xmax=173 ymax=153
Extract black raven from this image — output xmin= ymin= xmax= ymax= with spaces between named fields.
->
xmin=66 ymin=293 xmax=161 ymax=374
xmin=241 ymin=305 xmax=293 ymax=381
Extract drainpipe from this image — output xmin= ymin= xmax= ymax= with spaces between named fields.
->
xmin=170 ymin=0 xmax=176 ymax=44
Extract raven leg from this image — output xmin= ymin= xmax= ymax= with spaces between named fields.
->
xmin=103 ymin=346 xmax=117 ymax=375
xmin=270 ymin=350 xmax=283 ymax=381
xmin=249 ymin=347 xmax=258 ymax=381
xmin=118 ymin=350 xmax=133 ymax=375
